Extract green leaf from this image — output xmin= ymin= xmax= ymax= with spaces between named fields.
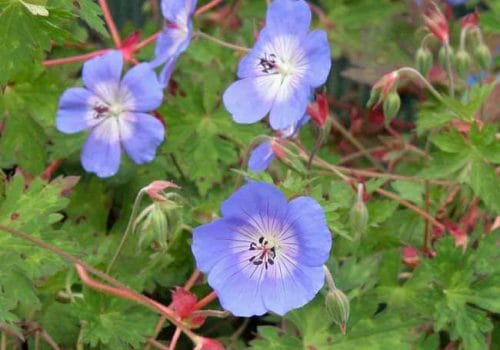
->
xmin=468 ymin=160 xmax=500 ymax=214
xmin=431 ymin=129 xmax=467 ymax=153
xmin=74 ymin=0 xmax=108 ymax=37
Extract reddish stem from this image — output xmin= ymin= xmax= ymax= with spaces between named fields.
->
xmin=184 ymin=269 xmax=201 ymax=291
xmin=168 ymin=327 xmax=182 ymax=350
xmin=41 ymin=159 xmax=63 ymax=181
xmin=134 ymin=32 xmax=161 ymax=51
xmin=98 ymin=0 xmax=122 ymax=47
xmin=193 ymin=291 xmax=218 ymax=311
xmin=43 ymin=49 xmax=109 ymax=67
xmin=194 ymin=0 xmax=223 ymax=16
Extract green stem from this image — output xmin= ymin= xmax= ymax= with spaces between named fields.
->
xmin=106 ymin=189 xmax=145 ymax=274
xmin=194 ymin=31 xmax=250 ymax=52
xmin=444 ymin=43 xmax=455 ymax=98
xmin=397 ymin=67 xmax=445 ymax=103
xmin=1 ymin=332 xmax=6 ymax=350
xmin=323 ymin=265 xmax=337 ymax=291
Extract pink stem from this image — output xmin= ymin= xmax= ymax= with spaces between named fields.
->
xmin=98 ymin=0 xmax=122 ymax=47
xmin=193 ymin=291 xmax=217 ymax=311
xmin=194 ymin=0 xmax=223 ymax=16
xmin=134 ymin=32 xmax=161 ymax=51
xmin=168 ymin=327 xmax=182 ymax=350
xmin=43 ymin=49 xmax=109 ymax=67
xmin=184 ymin=269 xmax=201 ymax=291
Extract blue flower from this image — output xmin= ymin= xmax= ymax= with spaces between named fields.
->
xmin=192 ymin=182 xmax=332 ymax=316
xmin=150 ymin=0 xmax=197 ymax=86
xmin=223 ymin=0 xmax=331 ymax=131
xmin=56 ymin=51 xmax=165 ymax=178
xmin=248 ymin=115 xmax=309 ymax=173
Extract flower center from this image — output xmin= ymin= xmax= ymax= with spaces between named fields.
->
xmin=258 ymin=53 xmax=294 ymax=77
xmin=92 ymin=102 xmax=123 ymax=120
xmin=248 ymin=236 xmax=278 ymax=270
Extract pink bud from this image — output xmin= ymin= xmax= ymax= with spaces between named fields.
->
xmin=402 ymin=246 xmax=420 ymax=268
xmin=373 ymin=71 xmax=399 ymax=102
xmin=120 ymin=31 xmax=141 ymax=61
xmin=444 ymin=220 xmax=468 ymax=249
xmin=194 ymin=337 xmax=225 ymax=350
xmin=171 ymin=287 xmax=197 ymax=318
xmin=460 ymin=10 xmax=479 ymax=29
xmin=307 ymin=92 xmax=329 ymax=127
xmin=423 ymin=3 xmax=449 ymax=44
xmin=145 ymin=180 xmax=179 ymax=201
xmin=270 ymin=139 xmax=285 ymax=160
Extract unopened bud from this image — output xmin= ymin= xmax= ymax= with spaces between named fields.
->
xmin=415 ymin=47 xmax=433 ymax=76
xmin=194 ymin=337 xmax=225 ymax=350
xmin=325 ymin=288 xmax=350 ymax=335
xmin=438 ymin=45 xmax=453 ymax=68
xmin=474 ymin=44 xmax=491 ymax=70
xmin=136 ymin=200 xmax=181 ymax=251
xmin=366 ymin=88 xmax=381 ymax=109
xmin=455 ymin=50 xmax=472 ymax=78
xmin=349 ymin=184 xmax=368 ymax=238
xmin=383 ymin=92 xmax=401 ymax=125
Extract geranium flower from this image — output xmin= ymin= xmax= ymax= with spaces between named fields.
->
xmin=150 ymin=0 xmax=197 ymax=86
xmin=223 ymin=0 xmax=331 ymax=131
xmin=192 ymin=182 xmax=332 ymax=316
xmin=248 ymin=115 xmax=309 ymax=173
xmin=56 ymin=51 xmax=164 ymax=178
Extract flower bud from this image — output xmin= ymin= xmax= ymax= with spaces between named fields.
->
xmin=349 ymin=184 xmax=369 ymax=238
xmin=415 ymin=47 xmax=433 ymax=76
xmin=136 ymin=200 xmax=181 ymax=251
xmin=455 ymin=50 xmax=471 ymax=78
xmin=325 ymin=288 xmax=350 ymax=335
xmin=366 ymin=88 xmax=381 ymax=109
xmin=383 ymin=92 xmax=401 ymax=125
xmin=474 ymin=44 xmax=491 ymax=70
xmin=423 ymin=3 xmax=449 ymax=44
xmin=194 ymin=337 xmax=225 ymax=350
xmin=438 ymin=45 xmax=453 ymax=68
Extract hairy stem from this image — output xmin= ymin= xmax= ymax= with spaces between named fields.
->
xmin=193 ymin=291 xmax=218 ymax=311
xmin=43 ymin=50 xmax=109 ymax=67
xmin=323 ymin=265 xmax=337 ymax=291
xmin=98 ymin=0 xmax=122 ymax=47
xmin=106 ymin=189 xmax=145 ymax=274
xmin=195 ymin=31 xmax=250 ymax=52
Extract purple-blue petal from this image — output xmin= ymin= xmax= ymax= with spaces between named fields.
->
xmin=223 ymin=75 xmax=280 ymax=125
xmin=150 ymin=24 xmax=193 ymax=69
xmin=121 ymin=63 xmax=164 ymax=112
xmin=248 ymin=141 xmax=275 ymax=173
xmin=221 ymin=182 xmax=288 ymax=220
xmin=287 ymin=196 xmax=332 ymax=266
xmin=56 ymin=87 xmax=100 ymax=133
xmin=207 ymin=254 xmax=268 ymax=317
xmin=269 ymin=81 xmax=310 ymax=130
xmin=261 ymin=264 xmax=325 ymax=315
xmin=161 ymin=0 xmax=197 ymax=22
xmin=82 ymin=51 xmax=123 ymax=96
xmin=236 ymin=29 xmax=273 ymax=79
xmin=265 ymin=0 xmax=311 ymax=37
xmin=121 ymin=113 xmax=165 ymax=164
xmin=81 ymin=118 xmax=122 ymax=178
xmin=304 ymin=30 xmax=332 ymax=88
xmin=158 ymin=57 xmax=178 ymax=87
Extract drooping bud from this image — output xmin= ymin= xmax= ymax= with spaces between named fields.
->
xmin=144 ymin=180 xmax=179 ymax=202
xmin=438 ymin=45 xmax=453 ymax=68
xmin=460 ymin=10 xmax=479 ymax=29
xmin=136 ymin=200 xmax=182 ymax=251
xmin=349 ymin=184 xmax=369 ymax=238
xmin=383 ymin=92 xmax=401 ymax=125
xmin=455 ymin=49 xmax=472 ymax=78
xmin=423 ymin=3 xmax=449 ymax=44
xmin=366 ymin=88 xmax=381 ymax=109
xmin=325 ymin=288 xmax=350 ymax=335
xmin=307 ymin=92 xmax=329 ymax=127
xmin=415 ymin=47 xmax=433 ymax=76
xmin=474 ymin=44 xmax=491 ymax=70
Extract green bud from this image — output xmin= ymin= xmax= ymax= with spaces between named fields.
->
xmin=136 ymin=200 xmax=182 ymax=251
xmin=415 ymin=47 xmax=433 ymax=76
xmin=325 ymin=289 xmax=350 ymax=335
xmin=366 ymin=89 xmax=381 ymax=109
xmin=455 ymin=50 xmax=472 ymax=79
xmin=438 ymin=45 xmax=453 ymax=68
xmin=349 ymin=200 xmax=369 ymax=238
xmin=383 ymin=92 xmax=401 ymax=125
xmin=474 ymin=44 xmax=491 ymax=70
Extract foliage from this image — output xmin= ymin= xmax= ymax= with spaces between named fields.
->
xmin=0 ymin=0 xmax=499 ymax=349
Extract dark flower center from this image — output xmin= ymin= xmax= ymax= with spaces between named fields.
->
xmin=248 ymin=236 xmax=276 ymax=270
xmin=93 ymin=105 xmax=110 ymax=119
xmin=258 ymin=53 xmax=277 ymax=74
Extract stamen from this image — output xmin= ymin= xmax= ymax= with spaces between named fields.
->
xmin=258 ymin=53 xmax=277 ymax=74
xmin=93 ymin=105 xmax=109 ymax=119
xmin=248 ymin=235 xmax=277 ymax=270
